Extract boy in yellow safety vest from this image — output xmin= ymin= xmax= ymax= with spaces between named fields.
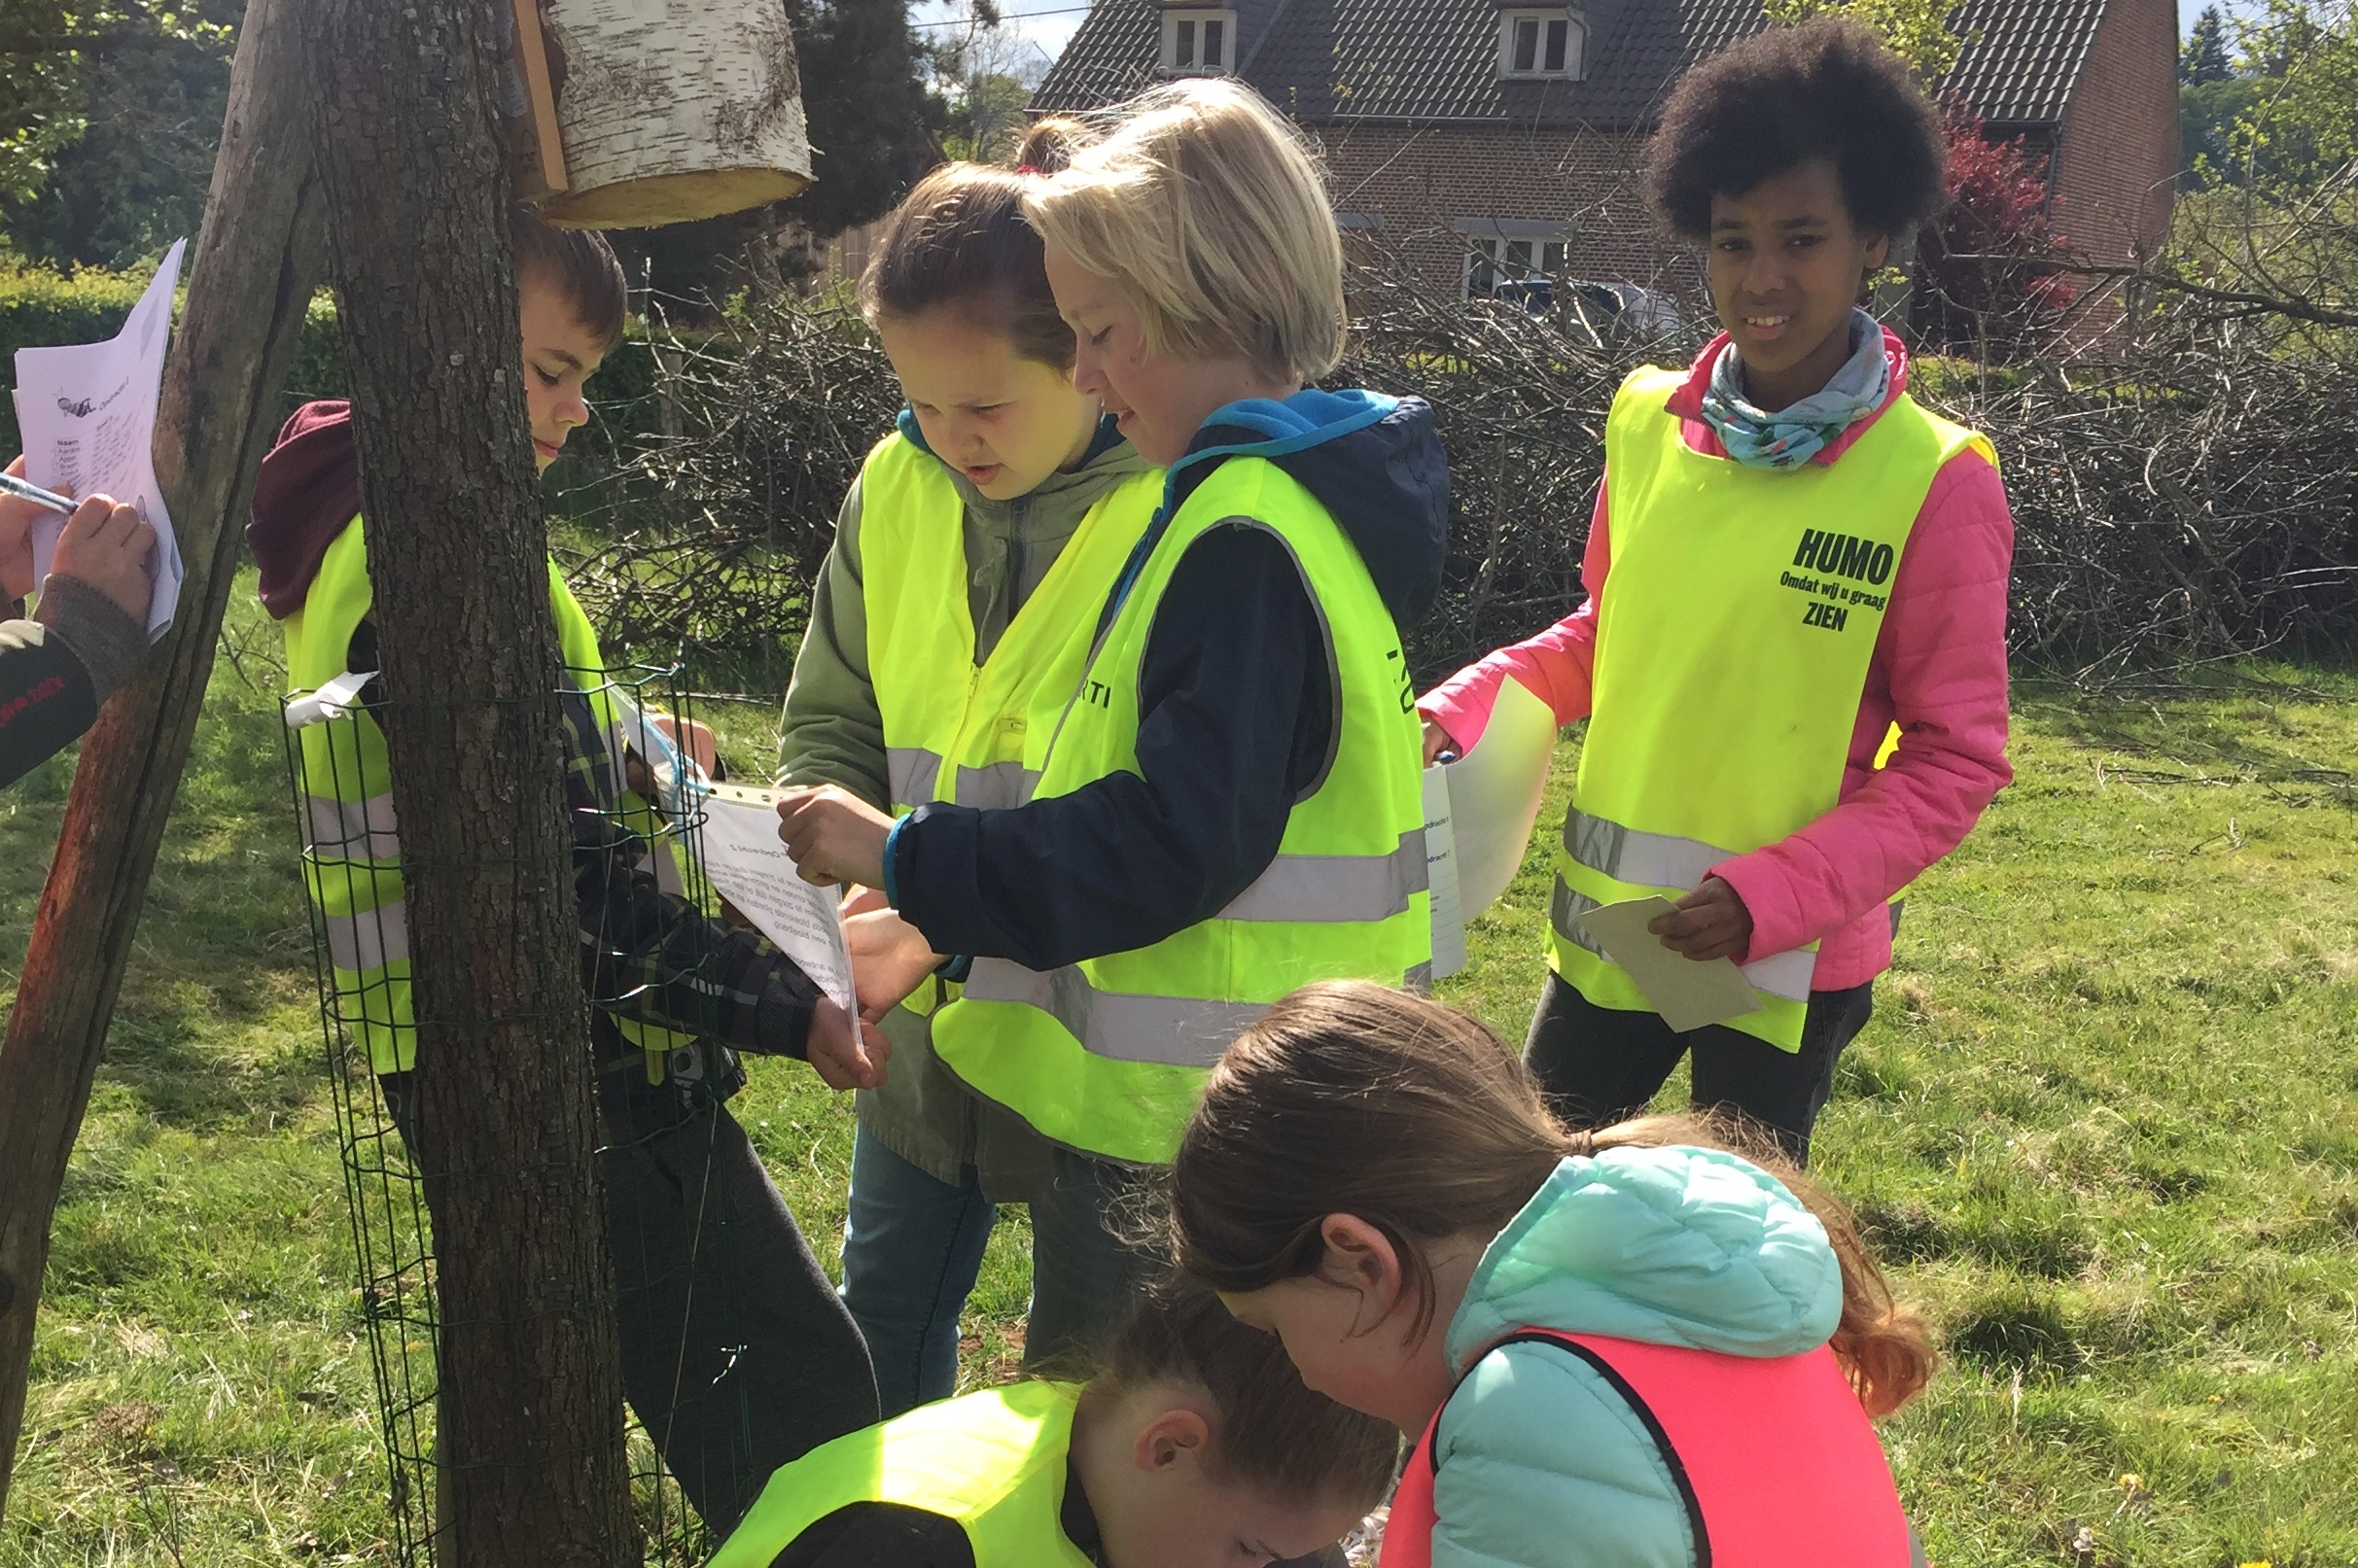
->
xmin=1420 ymin=20 xmax=2016 ymax=1164
xmin=252 ymin=207 xmax=882 ymax=1529
xmin=708 ymin=1283 xmax=1395 ymax=1568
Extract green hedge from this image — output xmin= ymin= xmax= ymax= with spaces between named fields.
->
xmin=0 ymin=264 xmax=350 ymax=454
xmin=0 ymin=263 xmax=672 ymax=505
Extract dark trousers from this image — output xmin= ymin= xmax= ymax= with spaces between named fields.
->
xmin=1523 ymin=973 xmax=1874 ymax=1165
xmin=597 ymin=1074 xmax=880 ymax=1533
xmin=382 ymin=1063 xmax=880 ymax=1534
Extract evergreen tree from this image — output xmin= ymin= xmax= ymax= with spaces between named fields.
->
xmin=783 ymin=0 xmax=945 ymax=238
xmin=2181 ymin=5 xmax=2233 ymax=85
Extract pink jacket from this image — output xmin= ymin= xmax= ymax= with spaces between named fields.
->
xmin=1421 ymin=329 xmax=2014 ymax=990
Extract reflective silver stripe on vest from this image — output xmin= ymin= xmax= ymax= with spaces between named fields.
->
xmin=1563 ymin=809 xmax=1742 ymax=892
xmin=1557 ymin=875 xmax=1817 ymax=1003
xmin=963 ymin=958 xmax=1270 ymax=1067
xmin=303 ymin=791 xmax=401 ymax=860
xmin=953 ymin=760 xmax=1041 ymax=810
xmin=889 ymin=747 xmax=945 ymax=810
xmin=1216 ymin=830 xmax=1429 ymax=923
xmin=1550 ymin=876 xmax=1608 ymax=958
xmin=326 ymin=900 xmax=409 ymax=973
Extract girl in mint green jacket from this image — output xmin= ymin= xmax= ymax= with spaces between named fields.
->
xmin=1169 ymin=983 xmax=1935 ymax=1568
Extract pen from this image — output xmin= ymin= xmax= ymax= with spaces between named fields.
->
xmin=0 ymin=471 xmax=74 ymax=515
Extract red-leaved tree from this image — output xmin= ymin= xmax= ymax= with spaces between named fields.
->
xmin=1916 ymin=99 xmax=2078 ymax=355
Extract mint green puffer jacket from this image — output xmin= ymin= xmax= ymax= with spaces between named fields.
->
xmin=1428 ymin=1145 xmax=1844 ymax=1568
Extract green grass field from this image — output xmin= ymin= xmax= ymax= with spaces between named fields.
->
xmin=1 ymin=584 xmax=2352 ymax=1565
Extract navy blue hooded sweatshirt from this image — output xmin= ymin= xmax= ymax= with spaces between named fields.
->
xmin=888 ymin=389 xmax=1450 ymax=973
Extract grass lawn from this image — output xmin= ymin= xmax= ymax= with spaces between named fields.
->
xmin=1 ymin=585 xmax=2353 ymax=1565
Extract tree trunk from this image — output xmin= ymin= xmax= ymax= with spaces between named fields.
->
xmin=0 ymin=0 xmax=326 ymax=1514
xmin=301 ymin=3 xmax=632 ymax=1565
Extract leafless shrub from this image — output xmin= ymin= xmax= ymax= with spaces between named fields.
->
xmin=560 ymin=293 xmax=900 ymax=680
xmin=568 ymin=261 xmax=2358 ymax=689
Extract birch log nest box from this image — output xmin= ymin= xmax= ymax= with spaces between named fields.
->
xmin=515 ymin=0 xmax=814 ymax=227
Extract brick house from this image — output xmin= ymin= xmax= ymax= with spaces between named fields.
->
xmin=1030 ymin=0 xmax=2178 ymax=303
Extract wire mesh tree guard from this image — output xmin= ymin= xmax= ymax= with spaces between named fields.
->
xmin=282 ymin=662 xmax=748 ymax=1566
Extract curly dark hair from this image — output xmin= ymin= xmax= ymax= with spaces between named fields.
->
xmin=1645 ymin=17 xmax=1948 ymax=242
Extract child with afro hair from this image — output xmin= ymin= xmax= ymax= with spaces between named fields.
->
xmin=1420 ymin=17 xmax=2016 ymax=1166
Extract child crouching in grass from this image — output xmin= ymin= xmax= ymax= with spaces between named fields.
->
xmin=1174 ymin=981 xmax=1938 ymax=1568
xmin=708 ymin=1281 xmax=1397 ymax=1568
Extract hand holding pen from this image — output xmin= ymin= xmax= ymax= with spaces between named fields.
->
xmin=0 ymin=455 xmax=157 ymax=619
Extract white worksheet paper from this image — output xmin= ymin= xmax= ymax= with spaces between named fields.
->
xmin=12 ymin=236 xmax=186 ymax=640
xmin=1424 ymin=675 xmax=1559 ymax=977
xmin=1577 ymin=895 xmax=1764 ymax=1033
xmin=692 ymin=784 xmax=857 ymax=1014
xmin=1422 ymin=764 xmax=1467 ymax=978
xmin=1445 ymin=676 xmax=1559 ymax=914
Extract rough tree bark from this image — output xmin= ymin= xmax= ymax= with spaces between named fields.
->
xmin=301 ymin=3 xmax=632 ymax=1564
xmin=0 ymin=0 xmax=326 ymax=1514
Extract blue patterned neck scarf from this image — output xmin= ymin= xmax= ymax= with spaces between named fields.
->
xmin=1699 ymin=309 xmax=1891 ymax=470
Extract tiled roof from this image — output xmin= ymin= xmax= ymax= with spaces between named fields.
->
xmin=1035 ymin=0 xmax=2114 ymax=131
xmin=1946 ymin=0 xmax=2109 ymax=124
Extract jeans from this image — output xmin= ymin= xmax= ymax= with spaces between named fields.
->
xmin=840 ymin=1127 xmax=1162 ymax=1417
xmin=1522 ymin=973 xmax=1876 ymax=1165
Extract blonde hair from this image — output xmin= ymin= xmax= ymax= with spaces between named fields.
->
xmin=1021 ymin=79 xmax=1346 ymax=382
xmin=1171 ymin=982 xmax=1939 ymax=1419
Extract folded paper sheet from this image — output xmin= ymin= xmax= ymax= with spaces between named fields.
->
xmin=1576 ymin=895 xmax=1764 ymax=1033
xmin=1425 ymin=676 xmax=1559 ymax=978
xmin=13 ymin=238 xmax=186 ymax=641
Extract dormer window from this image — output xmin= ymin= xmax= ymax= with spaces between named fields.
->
xmin=1497 ymin=8 xmax=1584 ymax=79
xmin=1163 ymin=8 xmax=1238 ymax=75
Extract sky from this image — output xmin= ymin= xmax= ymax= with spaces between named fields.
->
xmin=911 ymin=0 xmax=1091 ymax=82
xmin=913 ymin=0 xmax=2220 ymax=85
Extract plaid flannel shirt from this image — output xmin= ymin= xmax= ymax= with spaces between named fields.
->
xmin=562 ymin=684 xmax=819 ymax=1063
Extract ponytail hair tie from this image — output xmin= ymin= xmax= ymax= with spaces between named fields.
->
xmin=1014 ymin=163 xmax=1045 ymax=176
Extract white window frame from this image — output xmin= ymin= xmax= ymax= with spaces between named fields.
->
xmin=1161 ymin=8 xmax=1239 ymax=75
xmin=1455 ymin=219 xmax=1574 ymax=300
xmin=1496 ymin=8 xmax=1585 ymax=80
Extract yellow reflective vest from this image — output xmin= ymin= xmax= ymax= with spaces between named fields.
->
xmin=933 ymin=454 xmax=1431 ymax=1166
xmin=1550 ymin=366 xmax=1992 ymax=1050
xmin=283 ymin=516 xmax=688 ymax=1074
xmin=860 ymin=431 xmax=1164 ymax=819
xmin=707 ymin=1381 xmax=1096 ymax=1568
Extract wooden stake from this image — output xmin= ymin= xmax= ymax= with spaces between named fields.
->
xmin=0 ymin=0 xmax=327 ymax=1514
xmin=511 ymin=0 xmax=569 ymax=195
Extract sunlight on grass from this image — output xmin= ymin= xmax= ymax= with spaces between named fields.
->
xmin=2 ymin=600 xmax=2353 ymax=1564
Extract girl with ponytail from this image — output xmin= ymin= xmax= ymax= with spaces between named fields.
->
xmin=1171 ymin=981 xmax=1936 ymax=1568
